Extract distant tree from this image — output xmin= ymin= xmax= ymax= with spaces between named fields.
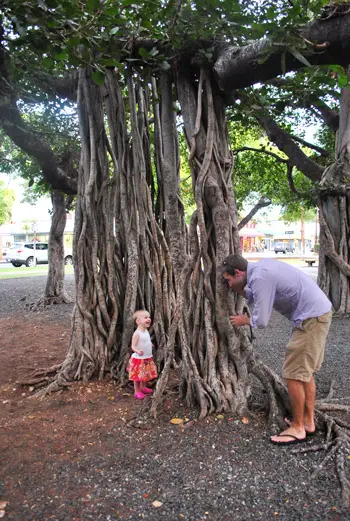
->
xmin=0 ymin=179 xmax=14 ymax=225
xmin=0 ymin=98 xmax=78 ymax=304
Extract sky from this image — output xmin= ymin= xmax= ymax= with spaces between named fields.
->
xmin=0 ymin=174 xmax=51 ymax=223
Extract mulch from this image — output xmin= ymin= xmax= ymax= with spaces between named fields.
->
xmin=0 ymin=274 xmax=349 ymax=521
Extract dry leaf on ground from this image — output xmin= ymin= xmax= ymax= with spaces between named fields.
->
xmin=169 ymin=418 xmax=184 ymax=425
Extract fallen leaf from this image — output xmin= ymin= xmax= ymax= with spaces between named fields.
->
xmin=347 ymin=455 xmax=350 ymax=460
xmin=169 ymin=418 xmax=184 ymax=425
xmin=0 ymin=502 xmax=7 ymax=510
xmin=28 ymin=386 xmax=35 ymax=392
xmin=216 ymin=414 xmax=224 ymax=420
xmin=27 ymin=415 xmax=36 ymax=419
xmin=152 ymin=500 xmax=163 ymax=508
xmin=143 ymin=493 xmax=149 ymax=498
xmin=0 ymin=511 xmax=5 ymax=518
xmin=241 ymin=417 xmax=249 ymax=424
xmin=107 ymin=396 xmax=115 ymax=401
xmin=122 ymin=393 xmax=131 ymax=396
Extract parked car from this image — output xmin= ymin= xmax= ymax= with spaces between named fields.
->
xmin=5 ymin=242 xmax=73 ymax=267
xmin=273 ymin=242 xmax=295 ymax=254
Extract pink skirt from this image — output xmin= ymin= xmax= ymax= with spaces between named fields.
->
xmin=127 ymin=357 xmax=157 ymax=382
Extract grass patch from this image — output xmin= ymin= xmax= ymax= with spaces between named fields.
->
xmin=0 ymin=264 xmax=74 ymax=280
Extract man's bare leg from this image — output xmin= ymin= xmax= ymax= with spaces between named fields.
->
xmin=270 ymin=378 xmax=306 ymax=443
xmin=303 ymin=376 xmax=316 ymax=432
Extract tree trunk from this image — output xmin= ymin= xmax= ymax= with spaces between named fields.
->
xmin=41 ymin=190 xmax=72 ymax=304
xmin=318 ymin=82 xmax=350 ymax=314
xmin=40 ymin=65 xmax=289 ymax=427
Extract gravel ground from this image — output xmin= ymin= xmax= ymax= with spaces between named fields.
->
xmin=0 ymin=275 xmax=350 ymax=521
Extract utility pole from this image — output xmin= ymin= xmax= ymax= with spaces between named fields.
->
xmin=301 ymin=207 xmax=305 ymax=255
xmin=31 ymin=222 xmax=37 ymax=266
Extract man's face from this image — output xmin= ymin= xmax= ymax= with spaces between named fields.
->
xmin=222 ymin=270 xmax=246 ymax=293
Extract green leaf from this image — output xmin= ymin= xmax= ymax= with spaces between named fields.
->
xmin=87 ymin=0 xmax=100 ymax=11
xmin=109 ymin=27 xmax=120 ymax=36
xmin=288 ymin=48 xmax=311 ymax=68
xmin=138 ymin=47 xmax=150 ymax=58
xmin=149 ymin=47 xmax=159 ymax=57
xmin=91 ymin=71 xmax=105 ymax=85
xmin=54 ymin=51 xmax=68 ymax=61
xmin=160 ymin=61 xmax=171 ymax=70
xmin=42 ymin=56 xmax=54 ymax=68
xmin=337 ymin=73 xmax=348 ymax=89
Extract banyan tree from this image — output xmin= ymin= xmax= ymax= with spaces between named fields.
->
xmin=1 ymin=0 xmax=350 ymax=504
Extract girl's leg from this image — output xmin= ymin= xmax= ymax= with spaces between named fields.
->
xmin=140 ymin=381 xmax=153 ymax=394
xmin=134 ymin=381 xmax=142 ymax=394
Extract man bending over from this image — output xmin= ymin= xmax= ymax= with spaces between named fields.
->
xmin=221 ymin=254 xmax=332 ymax=445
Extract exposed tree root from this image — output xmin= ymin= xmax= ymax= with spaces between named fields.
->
xmin=293 ymin=412 xmax=350 ymax=508
xmin=17 ymin=363 xmax=63 ymax=391
xmin=25 ymin=294 xmax=74 ymax=311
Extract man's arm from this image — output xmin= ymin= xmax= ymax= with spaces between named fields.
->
xmin=231 ymin=277 xmax=276 ymax=329
xmin=248 ymin=277 xmax=276 ymax=328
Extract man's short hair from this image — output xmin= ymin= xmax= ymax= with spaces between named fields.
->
xmin=221 ymin=254 xmax=248 ymax=276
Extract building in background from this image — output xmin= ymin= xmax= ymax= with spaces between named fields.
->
xmin=239 ymin=219 xmax=317 ymax=254
xmin=0 ymin=214 xmax=74 ymax=258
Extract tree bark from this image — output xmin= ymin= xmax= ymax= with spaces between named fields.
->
xmin=42 ymin=190 xmax=72 ymax=305
xmin=318 ymin=82 xmax=350 ymax=314
xmin=214 ymin=7 xmax=350 ymax=92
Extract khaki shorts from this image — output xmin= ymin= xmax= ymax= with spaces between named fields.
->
xmin=283 ymin=310 xmax=332 ymax=382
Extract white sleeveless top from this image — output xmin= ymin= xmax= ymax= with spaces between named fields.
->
xmin=131 ymin=329 xmax=153 ymax=359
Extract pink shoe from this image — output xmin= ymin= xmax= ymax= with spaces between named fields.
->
xmin=134 ymin=391 xmax=145 ymax=400
xmin=141 ymin=387 xmax=153 ymax=395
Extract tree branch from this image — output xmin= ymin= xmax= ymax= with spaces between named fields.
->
xmin=233 ymin=146 xmax=288 ymax=163
xmin=238 ymin=197 xmax=272 ymax=229
xmin=289 ymin=133 xmax=330 ymax=157
xmin=0 ymin=43 xmax=77 ymax=195
xmin=309 ymin=98 xmax=339 ymax=132
xmin=255 ymin=111 xmax=324 ymax=182
xmin=286 ymin=162 xmax=302 ymax=197
xmin=214 ymin=8 xmax=350 ymax=92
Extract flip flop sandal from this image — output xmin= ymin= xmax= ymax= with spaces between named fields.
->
xmin=270 ymin=434 xmax=307 ymax=446
xmin=284 ymin=417 xmax=316 ymax=437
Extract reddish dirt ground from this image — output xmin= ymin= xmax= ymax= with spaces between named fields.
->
xmin=1 ymin=307 xmax=349 ymax=521
xmin=0 ymin=314 xmax=139 ymax=520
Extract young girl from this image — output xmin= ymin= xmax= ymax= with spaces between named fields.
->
xmin=127 ymin=309 xmax=157 ymax=399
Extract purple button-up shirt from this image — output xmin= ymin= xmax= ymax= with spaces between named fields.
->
xmin=245 ymin=260 xmax=331 ymax=329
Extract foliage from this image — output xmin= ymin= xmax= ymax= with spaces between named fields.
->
xmin=0 ymin=180 xmax=15 ymax=225
xmin=280 ymin=205 xmax=317 ymax=223
xmin=1 ymin=0 xmax=332 ymax=79
xmin=0 ymin=101 xmax=78 ymax=201
xmin=230 ymin=122 xmax=316 ymax=213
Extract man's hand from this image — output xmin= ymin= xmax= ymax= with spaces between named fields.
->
xmin=229 ymin=314 xmax=250 ymax=327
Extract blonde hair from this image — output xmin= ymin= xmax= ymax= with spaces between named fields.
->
xmin=133 ymin=309 xmax=149 ymax=322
